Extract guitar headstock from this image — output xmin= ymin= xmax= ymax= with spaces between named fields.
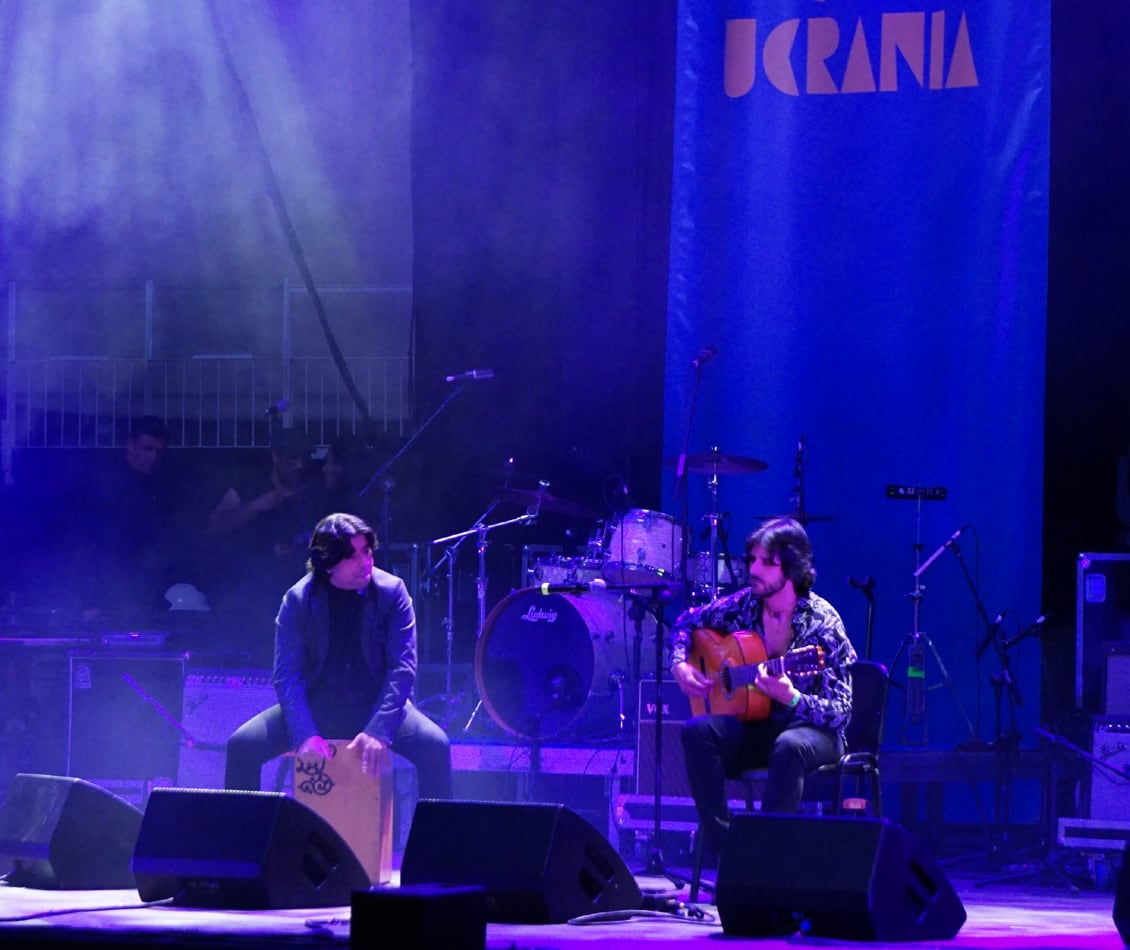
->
xmin=787 ymin=644 xmax=825 ymax=681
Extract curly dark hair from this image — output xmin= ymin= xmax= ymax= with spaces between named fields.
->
xmin=744 ymin=517 xmax=816 ymax=595
xmin=306 ymin=512 xmax=378 ymax=575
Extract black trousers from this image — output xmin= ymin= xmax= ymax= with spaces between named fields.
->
xmin=681 ymin=713 xmax=843 ymax=855
xmin=224 ymin=700 xmax=453 ymax=800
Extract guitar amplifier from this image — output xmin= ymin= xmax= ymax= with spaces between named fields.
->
xmin=1088 ymin=717 xmax=1130 ymax=821
xmin=635 ymin=678 xmax=693 ymax=797
xmin=177 ymin=669 xmax=287 ymax=791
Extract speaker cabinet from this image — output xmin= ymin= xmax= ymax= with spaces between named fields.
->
xmin=177 ymin=668 xmax=286 ymax=790
xmin=716 ymin=814 xmax=966 ymax=941
xmin=1089 ymin=717 xmax=1130 ymax=820
xmin=0 ymin=773 xmax=143 ymax=889
xmin=352 ymin=883 xmax=487 ymax=950
xmin=1115 ymin=843 xmax=1130 ymax=946
xmin=131 ymin=788 xmax=369 ymax=908
xmin=1076 ymin=554 xmax=1130 ymax=714
xmin=1105 ymin=645 xmax=1130 ymax=716
xmin=399 ymin=800 xmax=642 ymax=923
xmin=67 ymin=652 xmax=185 ymax=789
xmin=635 ymin=677 xmax=692 ymax=797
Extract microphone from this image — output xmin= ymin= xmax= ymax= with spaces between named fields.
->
xmin=914 ymin=525 xmax=968 ymax=578
xmin=445 ymin=369 xmax=495 ymax=382
xmin=976 ymin=611 xmax=1006 ymax=659
xmin=264 ymin=398 xmax=289 ymax=416
xmin=539 ymin=578 xmax=608 ymax=595
xmin=1003 ymin=613 xmax=1048 ymax=650
xmin=691 ymin=346 xmax=718 ymax=370
xmin=848 ymin=576 xmax=875 ymax=592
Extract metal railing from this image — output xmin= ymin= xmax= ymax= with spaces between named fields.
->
xmin=3 ymin=354 xmax=410 ymax=449
xmin=1 ymin=280 xmax=415 ymax=477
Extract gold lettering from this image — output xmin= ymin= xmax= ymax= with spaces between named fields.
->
xmin=722 ymin=10 xmax=979 ymax=99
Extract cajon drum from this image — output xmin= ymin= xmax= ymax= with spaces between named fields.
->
xmin=294 ymin=740 xmax=393 ymax=885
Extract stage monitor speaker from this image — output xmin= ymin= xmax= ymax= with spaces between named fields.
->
xmin=0 ymin=773 xmax=143 ymax=889
xmin=398 ymin=800 xmax=642 ymax=923
xmin=131 ymin=788 xmax=369 ymax=908
xmin=716 ymin=814 xmax=966 ymax=941
xmin=352 ymin=883 xmax=487 ymax=950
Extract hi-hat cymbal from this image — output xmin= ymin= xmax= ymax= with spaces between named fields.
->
xmin=497 ymin=487 xmax=598 ymax=520
xmin=665 ymin=450 xmax=769 ymax=475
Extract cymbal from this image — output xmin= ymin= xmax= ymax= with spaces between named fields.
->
xmin=497 ymin=487 xmax=598 ymax=520
xmin=665 ymin=450 xmax=769 ymax=475
xmin=755 ymin=511 xmax=840 ymax=524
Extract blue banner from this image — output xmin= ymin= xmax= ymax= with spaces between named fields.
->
xmin=664 ymin=1 xmax=1050 ymax=767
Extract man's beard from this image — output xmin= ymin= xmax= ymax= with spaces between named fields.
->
xmin=751 ymin=574 xmax=787 ymax=599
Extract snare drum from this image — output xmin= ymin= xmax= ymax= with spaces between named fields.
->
xmin=687 ymin=551 xmax=746 ymax=590
xmin=602 ymin=509 xmax=683 ymax=587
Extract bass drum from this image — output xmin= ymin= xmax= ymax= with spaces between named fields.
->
xmin=474 ymin=588 xmax=659 ymax=740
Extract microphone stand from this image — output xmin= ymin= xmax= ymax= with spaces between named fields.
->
xmin=357 ymin=381 xmax=467 ymax=545
xmin=633 ymin=584 xmax=686 ymax=890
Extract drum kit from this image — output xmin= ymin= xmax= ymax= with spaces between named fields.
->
xmin=464 ymin=448 xmax=773 ymax=745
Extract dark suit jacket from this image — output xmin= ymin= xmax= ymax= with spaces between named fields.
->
xmin=273 ymin=567 xmax=416 ymax=745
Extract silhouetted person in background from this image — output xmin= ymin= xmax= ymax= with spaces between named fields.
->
xmin=203 ymin=428 xmax=321 ymax=665
xmin=78 ymin=415 xmax=193 ymax=627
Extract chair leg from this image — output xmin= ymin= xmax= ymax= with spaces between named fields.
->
xmin=689 ymin=824 xmax=704 ymax=903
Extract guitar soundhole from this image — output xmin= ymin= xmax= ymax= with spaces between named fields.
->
xmin=719 ymin=666 xmax=733 ymax=694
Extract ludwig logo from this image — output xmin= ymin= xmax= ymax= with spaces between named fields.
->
xmin=724 ymin=9 xmax=978 ymax=97
xmin=521 ymin=606 xmax=558 ymax=623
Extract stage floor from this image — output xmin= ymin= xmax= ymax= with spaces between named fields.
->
xmin=0 ymin=855 xmax=1124 ymax=950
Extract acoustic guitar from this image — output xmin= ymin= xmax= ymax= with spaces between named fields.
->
xmin=687 ymin=627 xmax=825 ymax=720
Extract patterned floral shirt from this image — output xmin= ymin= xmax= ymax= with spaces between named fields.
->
xmin=669 ymin=586 xmax=857 ymax=734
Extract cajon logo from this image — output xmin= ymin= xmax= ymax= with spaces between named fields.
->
xmin=724 ymin=9 xmax=978 ymax=97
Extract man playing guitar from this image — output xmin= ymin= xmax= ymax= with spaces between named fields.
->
xmin=669 ymin=516 xmax=857 ymax=865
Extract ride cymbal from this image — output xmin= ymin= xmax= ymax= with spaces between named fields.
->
xmin=497 ymin=487 xmax=598 ymax=520
xmin=665 ymin=450 xmax=769 ymax=475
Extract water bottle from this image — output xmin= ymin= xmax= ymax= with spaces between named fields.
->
xmin=907 ymin=635 xmax=926 ymax=721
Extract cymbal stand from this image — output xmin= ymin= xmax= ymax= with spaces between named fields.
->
xmin=423 ymin=503 xmax=537 ymax=721
xmin=631 ymin=585 xmax=686 ymax=889
xmin=703 ymin=460 xmax=723 ymax=599
xmin=791 ymin=433 xmax=807 ymax=523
